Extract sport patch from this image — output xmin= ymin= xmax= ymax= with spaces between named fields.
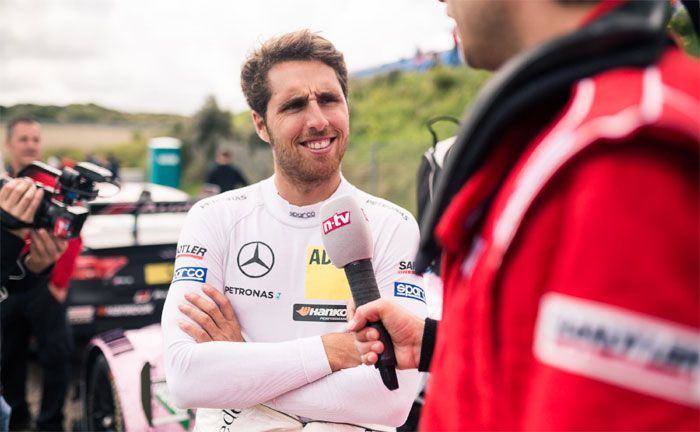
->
xmin=293 ymin=303 xmax=347 ymax=322
xmin=534 ymin=292 xmax=700 ymax=407
xmin=304 ymin=246 xmax=350 ymax=300
xmin=172 ymin=266 xmax=207 ymax=284
xmin=394 ymin=282 xmax=425 ymax=303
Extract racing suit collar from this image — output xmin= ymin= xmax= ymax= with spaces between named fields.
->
xmin=261 ymin=175 xmax=354 ymax=228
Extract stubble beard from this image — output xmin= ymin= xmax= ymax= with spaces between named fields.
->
xmin=270 ymin=132 xmax=345 ymax=189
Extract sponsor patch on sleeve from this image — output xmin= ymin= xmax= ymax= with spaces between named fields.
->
xmin=394 ymin=282 xmax=426 ymax=303
xmin=172 ymin=266 xmax=208 ymax=284
xmin=534 ymin=292 xmax=700 ymax=407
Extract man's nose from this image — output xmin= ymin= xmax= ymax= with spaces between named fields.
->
xmin=305 ymin=101 xmax=330 ymax=131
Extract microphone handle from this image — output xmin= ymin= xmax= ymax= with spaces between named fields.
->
xmin=344 ymin=260 xmax=399 ymax=390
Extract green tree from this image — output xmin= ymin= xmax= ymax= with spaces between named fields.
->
xmin=193 ymin=95 xmax=233 ymax=160
xmin=182 ymin=95 xmax=234 ymax=187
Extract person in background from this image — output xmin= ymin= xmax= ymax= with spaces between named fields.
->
xmin=106 ymin=153 xmax=120 ymax=180
xmin=348 ymin=0 xmax=699 ymax=430
xmin=1 ymin=116 xmax=81 ymax=431
xmin=0 ymin=177 xmax=57 ymax=432
xmin=204 ymin=148 xmax=248 ymax=193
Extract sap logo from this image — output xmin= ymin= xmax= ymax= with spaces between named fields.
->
xmin=290 ymin=211 xmax=316 ymax=219
xmin=172 ymin=267 xmax=207 ymax=283
xmin=308 ymin=248 xmax=333 ymax=265
xmin=322 ymin=211 xmax=351 ymax=235
xmin=398 ymin=261 xmax=416 ymax=274
xmin=293 ymin=304 xmax=347 ymax=322
xmin=176 ymin=244 xmax=207 ymax=260
xmin=394 ymin=282 xmax=425 ymax=303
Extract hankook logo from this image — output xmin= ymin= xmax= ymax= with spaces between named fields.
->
xmin=293 ymin=303 xmax=347 ymax=322
xmin=237 ymin=241 xmax=275 ymax=278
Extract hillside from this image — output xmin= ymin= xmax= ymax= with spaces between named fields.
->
xmin=0 ymin=103 xmax=185 ymax=126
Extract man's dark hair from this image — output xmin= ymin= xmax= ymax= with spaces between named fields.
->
xmin=240 ymin=30 xmax=348 ymax=119
xmin=6 ymin=116 xmax=40 ymax=140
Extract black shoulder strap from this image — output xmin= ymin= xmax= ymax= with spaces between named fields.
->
xmin=416 ymin=0 xmax=670 ymax=272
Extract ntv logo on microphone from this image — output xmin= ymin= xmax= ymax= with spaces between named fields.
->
xmin=322 ymin=211 xmax=351 ymax=234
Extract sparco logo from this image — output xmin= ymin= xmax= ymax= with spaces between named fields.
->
xmin=176 ymin=244 xmax=207 ymax=260
xmin=290 ymin=211 xmax=316 ymax=219
xmin=224 ymin=286 xmax=281 ymax=300
xmin=172 ymin=267 xmax=207 ymax=283
xmin=322 ymin=211 xmax=351 ymax=234
xmin=293 ymin=304 xmax=347 ymax=322
xmin=237 ymin=241 xmax=275 ymax=278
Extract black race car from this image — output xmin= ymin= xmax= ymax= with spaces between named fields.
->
xmin=67 ymin=182 xmax=191 ymax=340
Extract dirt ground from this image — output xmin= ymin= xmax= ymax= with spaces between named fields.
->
xmin=26 ymin=350 xmax=83 ymax=431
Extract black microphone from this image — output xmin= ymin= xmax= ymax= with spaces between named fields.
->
xmin=320 ymin=196 xmax=399 ymax=390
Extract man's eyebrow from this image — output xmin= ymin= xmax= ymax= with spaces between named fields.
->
xmin=278 ymin=95 xmax=308 ymax=112
xmin=317 ymin=91 xmax=341 ymax=100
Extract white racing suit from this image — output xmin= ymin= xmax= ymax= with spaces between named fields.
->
xmin=162 ymin=176 xmax=426 ymax=431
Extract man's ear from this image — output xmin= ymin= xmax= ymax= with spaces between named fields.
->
xmin=251 ymin=111 xmax=270 ymax=143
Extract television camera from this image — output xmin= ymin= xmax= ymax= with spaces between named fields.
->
xmin=0 ymin=161 xmax=116 ymax=239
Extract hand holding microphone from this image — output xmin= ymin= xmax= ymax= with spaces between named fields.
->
xmin=320 ymin=196 xmax=399 ymax=390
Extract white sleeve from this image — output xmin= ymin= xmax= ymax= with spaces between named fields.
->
xmin=267 ymin=366 xmax=419 ymax=426
xmin=267 ymin=211 xmax=426 ymax=426
xmin=162 ymin=203 xmax=333 ymax=409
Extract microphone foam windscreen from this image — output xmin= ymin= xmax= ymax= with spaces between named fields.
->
xmin=319 ymin=195 xmax=373 ymax=268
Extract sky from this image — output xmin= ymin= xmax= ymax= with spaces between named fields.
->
xmin=0 ymin=0 xmax=455 ymax=115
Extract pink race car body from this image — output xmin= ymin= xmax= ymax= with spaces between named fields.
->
xmin=81 ymin=324 xmax=193 ymax=431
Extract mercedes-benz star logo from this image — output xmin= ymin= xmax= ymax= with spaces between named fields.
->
xmin=237 ymin=241 xmax=275 ymax=278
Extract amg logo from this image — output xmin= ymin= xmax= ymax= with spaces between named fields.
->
xmin=176 ymin=244 xmax=207 ymax=259
xmin=224 ymin=286 xmax=281 ymax=300
xmin=322 ymin=211 xmax=351 ymax=235
xmin=293 ymin=304 xmax=347 ymax=322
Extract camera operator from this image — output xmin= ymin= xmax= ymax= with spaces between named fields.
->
xmin=0 ymin=178 xmax=58 ymax=287
xmin=1 ymin=117 xmax=82 ymax=431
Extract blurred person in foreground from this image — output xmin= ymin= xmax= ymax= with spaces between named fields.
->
xmin=162 ymin=30 xmax=426 ymax=430
xmin=1 ymin=117 xmax=81 ymax=431
xmin=348 ymin=0 xmax=699 ymax=430
xmin=204 ymin=148 xmax=248 ymax=193
xmin=0 ymin=177 xmax=53 ymax=432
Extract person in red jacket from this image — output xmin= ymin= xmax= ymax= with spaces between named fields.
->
xmin=1 ymin=116 xmax=82 ymax=431
xmin=348 ymin=0 xmax=699 ymax=430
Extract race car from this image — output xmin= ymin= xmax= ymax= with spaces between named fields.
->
xmin=81 ymin=324 xmax=193 ymax=431
xmin=67 ymin=182 xmax=190 ymax=340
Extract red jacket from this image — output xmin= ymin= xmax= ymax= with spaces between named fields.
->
xmin=421 ymin=44 xmax=699 ymax=430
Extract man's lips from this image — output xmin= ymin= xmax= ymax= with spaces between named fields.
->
xmin=299 ymin=136 xmax=335 ymax=151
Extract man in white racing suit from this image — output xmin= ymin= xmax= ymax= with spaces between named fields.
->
xmin=162 ymin=30 xmax=426 ymax=431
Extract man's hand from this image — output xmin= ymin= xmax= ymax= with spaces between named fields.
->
xmin=178 ymin=284 xmax=243 ymax=342
xmin=346 ymin=298 xmax=424 ymax=370
xmin=24 ymin=229 xmax=67 ymax=274
xmin=0 ymin=178 xmax=43 ymax=238
xmin=321 ymin=332 xmax=362 ymax=371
